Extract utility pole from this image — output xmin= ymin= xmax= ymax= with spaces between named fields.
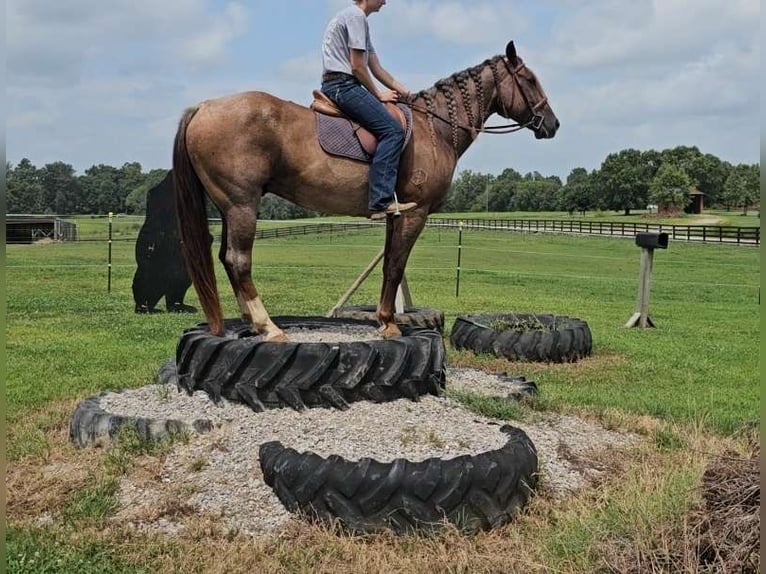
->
xmin=485 ymin=174 xmax=490 ymax=213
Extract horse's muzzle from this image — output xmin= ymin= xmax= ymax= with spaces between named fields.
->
xmin=534 ymin=117 xmax=559 ymax=139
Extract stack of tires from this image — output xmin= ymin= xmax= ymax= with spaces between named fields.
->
xmin=171 ymin=312 xmax=541 ymax=535
xmin=72 ymin=306 xmax=593 ymax=535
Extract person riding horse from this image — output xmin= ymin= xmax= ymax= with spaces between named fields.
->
xmin=173 ymin=37 xmax=559 ymax=341
xmin=321 ymin=0 xmax=417 ymax=220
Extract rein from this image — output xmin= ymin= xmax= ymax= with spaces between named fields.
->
xmin=404 ymin=59 xmax=547 ymax=136
xmin=406 ymin=101 xmax=533 ymax=134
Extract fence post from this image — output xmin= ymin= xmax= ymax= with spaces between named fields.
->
xmin=455 ymin=221 xmax=463 ymax=297
xmin=107 ymin=212 xmax=113 ymax=294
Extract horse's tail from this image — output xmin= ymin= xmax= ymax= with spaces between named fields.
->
xmin=173 ymin=105 xmax=224 ymax=335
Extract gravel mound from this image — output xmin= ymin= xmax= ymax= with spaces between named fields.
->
xmin=103 ymin=368 xmax=639 ymax=538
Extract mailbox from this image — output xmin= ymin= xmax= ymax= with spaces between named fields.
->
xmin=635 ymin=232 xmax=669 ymax=250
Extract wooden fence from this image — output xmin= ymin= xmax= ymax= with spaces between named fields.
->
xmin=249 ymin=219 xmax=759 ymax=246
xmin=426 ymin=218 xmax=760 ymax=246
xmin=29 ymin=217 xmax=758 ymax=246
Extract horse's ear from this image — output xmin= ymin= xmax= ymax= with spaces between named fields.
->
xmin=506 ymin=41 xmax=518 ymax=67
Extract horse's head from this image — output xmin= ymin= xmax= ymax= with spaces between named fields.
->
xmin=495 ymin=41 xmax=559 ymax=139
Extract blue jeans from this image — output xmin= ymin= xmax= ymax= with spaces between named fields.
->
xmin=321 ymin=75 xmax=405 ymax=211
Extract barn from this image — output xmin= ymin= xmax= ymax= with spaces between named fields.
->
xmin=6 ymin=216 xmax=78 ymax=244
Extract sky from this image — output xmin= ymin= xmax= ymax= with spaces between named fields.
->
xmin=6 ymin=0 xmax=760 ymax=179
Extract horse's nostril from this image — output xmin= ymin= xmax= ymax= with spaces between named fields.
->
xmin=555 ymin=119 xmax=560 ymax=129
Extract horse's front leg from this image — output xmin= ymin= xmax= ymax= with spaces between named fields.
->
xmin=378 ymin=209 xmax=428 ymax=338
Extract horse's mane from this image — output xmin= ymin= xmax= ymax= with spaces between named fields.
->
xmin=414 ymin=55 xmax=503 ymax=100
xmin=412 ymin=55 xmax=505 ymax=150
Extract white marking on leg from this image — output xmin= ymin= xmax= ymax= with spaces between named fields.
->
xmin=244 ymin=296 xmax=286 ymax=341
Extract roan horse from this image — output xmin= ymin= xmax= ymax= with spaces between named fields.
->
xmin=173 ymin=41 xmax=558 ymax=341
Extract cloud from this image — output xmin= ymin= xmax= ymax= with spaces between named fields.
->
xmin=177 ymin=3 xmax=249 ymax=68
xmin=385 ymin=1 xmax=530 ymax=46
xmin=7 ymin=0 xmax=250 ymax=87
xmin=7 ymin=0 xmax=759 ymax=178
xmin=547 ymin=0 xmax=758 ymax=69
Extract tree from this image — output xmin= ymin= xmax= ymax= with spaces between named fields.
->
xmin=125 ymin=169 xmax=169 ymax=214
xmin=39 ymin=162 xmax=81 ymax=214
xmin=559 ymin=167 xmax=596 ymax=215
xmin=79 ymin=164 xmax=121 ymax=213
xmin=443 ymin=170 xmax=492 ymax=212
xmin=117 ymin=162 xmax=145 ymax=213
xmin=686 ymin=154 xmax=730 ymax=207
xmin=258 ymin=195 xmax=317 ymax=219
xmin=511 ymin=176 xmax=562 ymax=211
xmin=484 ymin=168 xmax=521 ymax=211
xmin=648 ymin=164 xmax=691 ymax=215
xmin=722 ymin=164 xmax=760 ymax=215
xmin=596 ymin=149 xmax=654 ymax=215
xmin=7 ymin=159 xmax=44 ymax=213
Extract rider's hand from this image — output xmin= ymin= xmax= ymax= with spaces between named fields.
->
xmin=378 ymin=90 xmax=399 ymax=103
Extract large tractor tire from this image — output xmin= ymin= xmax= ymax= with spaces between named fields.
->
xmin=331 ymin=305 xmax=445 ymax=333
xmin=69 ymin=392 xmax=212 ymax=448
xmin=175 ymin=317 xmax=446 ymax=412
xmin=259 ymin=425 xmax=538 ymax=534
xmin=450 ymin=313 xmax=592 ymax=363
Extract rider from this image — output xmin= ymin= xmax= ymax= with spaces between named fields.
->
xmin=321 ymin=0 xmax=417 ymax=220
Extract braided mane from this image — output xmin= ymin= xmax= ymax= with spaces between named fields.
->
xmin=413 ymin=56 xmax=505 ymax=151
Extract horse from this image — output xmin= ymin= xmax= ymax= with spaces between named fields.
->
xmin=173 ymin=41 xmax=559 ymax=342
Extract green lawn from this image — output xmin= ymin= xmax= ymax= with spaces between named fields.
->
xmin=6 ymin=227 xmax=759 ymax=433
xmin=5 ymin=226 xmax=759 ymax=573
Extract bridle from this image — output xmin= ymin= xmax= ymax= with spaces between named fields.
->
xmin=406 ymin=57 xmax=549 ymax=136
xmin=491 ymin=59 xmax=549 ymax=133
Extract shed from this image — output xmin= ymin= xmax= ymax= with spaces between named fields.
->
xmin=6 ymin=216 xmax=78 ymax=244
xmin=685 ymin=188 xmax=705 ymax=215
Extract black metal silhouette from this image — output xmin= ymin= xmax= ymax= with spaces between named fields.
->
xmin=132 ymin=170 xmax=201 ymax=314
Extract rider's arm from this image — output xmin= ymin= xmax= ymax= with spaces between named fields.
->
xmin=350 ymin=50 xmax=400 ymax=103
xmin=369 ymin=53 xmax=410 ymax=97
xmin=350 ymin=49 xmax=385 ymax=99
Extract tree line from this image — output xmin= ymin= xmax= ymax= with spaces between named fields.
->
xmin=5 ymin=145 xmax=760 ymax=219
xmin=445 ymin=146 xmax=759 ymax=216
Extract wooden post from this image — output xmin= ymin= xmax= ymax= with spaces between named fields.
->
xmin=327 ymin=249 xmax=415 ymax=317
xmin=107 ymin=212 xmax=113 ymax=294
xmin=625 ymin=247 xmax=656 ymax=328
xmin=327 ymin=248 xmax=384 ymax=317
xmin=395 ymin=273 xmax=414 ymax=313
xmin=455 ymin=221 xmax=463 ymax=297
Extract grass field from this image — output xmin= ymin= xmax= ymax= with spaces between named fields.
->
xmin=5 ymin=226 xmax=760 ymax=572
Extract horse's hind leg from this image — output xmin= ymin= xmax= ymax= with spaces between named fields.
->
xmin=378 ymin=209 xmax=428 ymax=338
xmin=220 ymin=204 xmax=287 ymax=342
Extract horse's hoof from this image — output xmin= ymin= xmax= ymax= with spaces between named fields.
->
xmin=379 ymin=324 xmax=402 ymax=339
xmin=265 ymin=330 xmax=289 ymax=343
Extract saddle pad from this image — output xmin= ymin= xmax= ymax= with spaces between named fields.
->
xmin=315 ymin=104 xmax=413 ymax=163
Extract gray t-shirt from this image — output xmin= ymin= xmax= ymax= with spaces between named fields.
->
xmin=322 ymin=5 xmax=375 ymax=75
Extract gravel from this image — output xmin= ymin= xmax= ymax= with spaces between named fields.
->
xmin=238 ymin=325 xmax=384 ymax=344
xmin=101 ymin=365 xmax=640 ymax=538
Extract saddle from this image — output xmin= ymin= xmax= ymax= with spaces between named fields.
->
xmin=311 ymin=90 xmax=412 ymax=161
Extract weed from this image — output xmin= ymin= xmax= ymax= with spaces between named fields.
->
xmin=489 ymin=315 xmax=549 ymax=333
xmin=62 ymin=476 xmax=119 ymax=524
xmin=449 ymin=390 xmax=528 ymax=422
xmin=399 ymin=426 xmax=417 ymax=447
xmin=104 ymin=426 xmax=174 ymax=475
xmin=155 ymin=384 xmax=170 ymax=401
xmin=189 ymin=457 xmax=208 ymax=472
xmin=7 ymin=526 xmax=145 ymax=574
xmin=654 ymin=427 xmax=687 ymax=451
xmin=425 ymin=429 xmax=446 ymax=448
